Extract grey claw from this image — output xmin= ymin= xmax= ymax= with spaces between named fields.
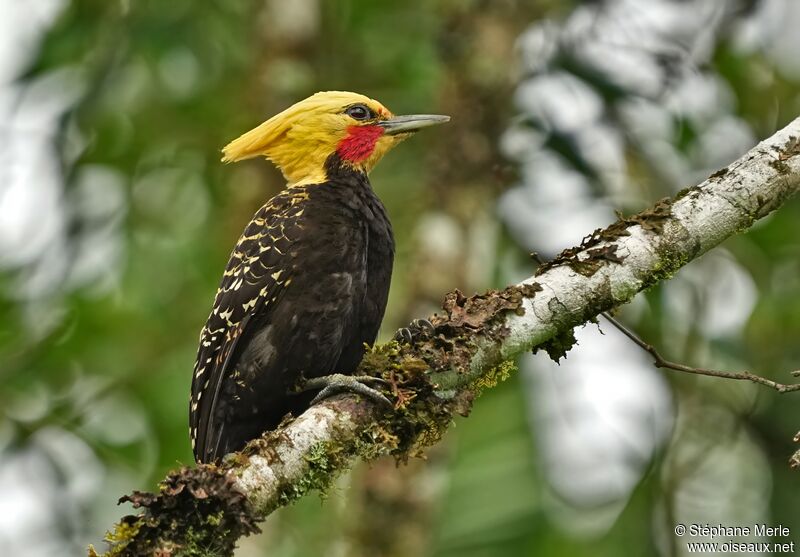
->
xmin=394 ymin=318 xmax=435 ymax=345
xmin=411 ymin=318 xmax=435 ymax=336
xmin=351 ymin=375 xmax=390 ymax=387
xmin=394 ymin=327 xmax=414 ymax=344
xmin=310 ymin=385 xmax=338 ymax=406
xmin=303 ymin=373 xmax=393 ymax=409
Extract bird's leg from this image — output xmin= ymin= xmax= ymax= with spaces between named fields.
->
xmin=393 ymin=318 xmax=435 ymax=345
xmin=300 ymin=373 xmax=393 ymax=408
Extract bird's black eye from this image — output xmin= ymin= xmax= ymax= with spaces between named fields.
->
xmin=345 ymin=104 xmax=372 ymax=121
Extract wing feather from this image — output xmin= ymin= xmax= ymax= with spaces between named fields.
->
xmin=190 ymin=191 xmax=303 ymax=462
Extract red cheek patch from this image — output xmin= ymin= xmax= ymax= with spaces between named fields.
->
xmin=337 ymin=125 xmax=385 ymax=163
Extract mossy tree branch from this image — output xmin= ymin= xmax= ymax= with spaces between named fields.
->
xmin=93 ymin=118 xmax=800 ymax=556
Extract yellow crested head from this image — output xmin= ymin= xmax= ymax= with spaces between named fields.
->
xmin=221 ymin=91 xmax=449 ymax=185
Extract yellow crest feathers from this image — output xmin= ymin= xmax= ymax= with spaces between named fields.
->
xmin=221 ymin=118 xmax=283 ymax=163
xmin=221 ymin=91 xmax=382 ymax=164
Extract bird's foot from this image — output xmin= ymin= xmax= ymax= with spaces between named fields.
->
xmin=393 ymin=318 xmax=435 ymax=345
xmin=301 ymin=373 xmax=392 ymax=408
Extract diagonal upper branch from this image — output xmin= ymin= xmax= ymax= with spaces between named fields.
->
xmin=92 ymin=119 xmax=800 ymax=557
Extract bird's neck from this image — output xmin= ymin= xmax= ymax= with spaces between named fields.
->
xmin=282 ymin=153 xmax=368 ymax=188
xmin=323 ymin=153 xmax=370 ymax=183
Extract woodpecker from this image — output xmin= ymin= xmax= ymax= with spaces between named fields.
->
xmin=189 ymin=91 xmax=449 ymax=463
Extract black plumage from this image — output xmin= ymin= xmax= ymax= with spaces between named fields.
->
xmin=190 ymin=155 xmax=394 ymax=463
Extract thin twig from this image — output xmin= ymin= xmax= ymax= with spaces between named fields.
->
xmin=791 ymin=432 xmax=800 ymax=469
xmin=601 ymin=312 xmax=800 ymax=394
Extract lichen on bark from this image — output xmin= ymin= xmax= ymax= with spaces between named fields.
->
xmin=93 ymin=465 xmax=260 ymax=557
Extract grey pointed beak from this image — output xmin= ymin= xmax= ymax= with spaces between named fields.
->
xmin=378 ymin=114 xmax=450 ymax=135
